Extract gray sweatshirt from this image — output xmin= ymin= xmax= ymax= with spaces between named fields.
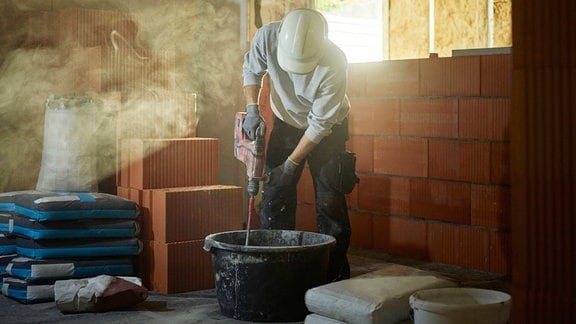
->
xmin=242 ymin=21 xmax=350 ymax=144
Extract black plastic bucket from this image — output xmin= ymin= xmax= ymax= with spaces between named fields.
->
xmin=203 ymin=230 xmax=336 ymax=322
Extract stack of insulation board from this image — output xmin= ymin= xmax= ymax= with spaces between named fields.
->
xmin=0 ymin=191 xmax=140 ymax=303
xmin=117 ymin=138 xmax=244 ymax=294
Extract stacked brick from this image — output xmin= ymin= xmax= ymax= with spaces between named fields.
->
xmin=116 ymin=138 xmax=244 ymax=294
xmin=296 ymin=54 xmax=512 ymax=275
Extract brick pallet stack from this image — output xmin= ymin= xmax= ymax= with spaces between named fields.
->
xmin=116 ymin=138 xmax=244 ymax=294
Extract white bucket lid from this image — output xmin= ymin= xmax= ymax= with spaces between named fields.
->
xmin=409 ymin=287 xmax=511 ymax=312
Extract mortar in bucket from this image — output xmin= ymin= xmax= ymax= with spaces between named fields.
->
xmin=203 ymin=229 xmax=336 ymax=322
xmin=409 ymin=287 xmax=511 ymax=324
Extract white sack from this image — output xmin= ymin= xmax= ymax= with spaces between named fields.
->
xmin=36 ymin=95 xmax=102 ymax=192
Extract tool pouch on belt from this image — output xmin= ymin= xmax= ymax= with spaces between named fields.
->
xmin=322 ymin=151 xmax=360 ymax=194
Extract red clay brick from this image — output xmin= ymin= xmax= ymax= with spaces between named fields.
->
xmin=140 ymin=239 xmax=214 ymax=294
xmin=456 ymin=225 xmax=491 ymax=271
xmin=358 ymin=175 xmax=411 ymax=215
xmin=148 ymin=185 xmax=243 ymax=243
xmin=492 ymin=99 xmax=512 ymax=140
xmin=127 ymin=188 xmax=143 ymax=204
xmin=459 ymin=98 xmax=511 ymax=140
xmin=410 ymin=179 xmax=471 ymax=224
xmin=387 ymin=216 xmax=428 ymax=258
xmin=427 ymin=222 xmax=490 ymax=271
xmin=349 ymin=211 xmax=373 ymax=249
xmin=347 ymin=135 xmax=374 ymax=173
xmin=296 ymin=202 xmax=317 ymax=233
xmin=471 ymin=185 xmax=511 ymax=230
xmin=459 ymin=98 xmax=491 ymax=140
xmin=122 ymin=138 xmax=219 ymax=190
xmin=116 ymin=186 xmax=130 ymax=200
xmin=489 ymin=231 xmax=512 ymax=275
xmin=448 ymin=56 xmax=481 ymax=96
xmin=400 ymin=98 xmax=459 ymax=138
xmin=138 ymin=189 xmax=153 ymax=241
xmin=372 ymin=215 xmax=390 ymax=251
xmin=426 ymin=222 xmax=450 ymax=264
xmin=419 ymin=57 xmax=450 ymax=96
xmin=365 ymin=59 xmax=420 ymax=97
xmin=429 ymin=140 xmax=491 ymax=183
xmin=348 ymin=98 xmax=400 ymax=136
xmin=481 ymin=54 xmax=512 ymax=97
xmin=491 ymin=142 xmax=511 ymax=185
xmin=374 ymin=137 xmax=428 ymax=177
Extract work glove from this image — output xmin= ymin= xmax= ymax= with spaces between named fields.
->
xmin=242 ymin=104 xmax=264 ymax=140
xmin=267 ymin=158 xmax=299 ymax=187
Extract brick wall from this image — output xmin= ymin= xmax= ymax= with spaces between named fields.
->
xmin=296 ymin=54 xmax=512 ymax=275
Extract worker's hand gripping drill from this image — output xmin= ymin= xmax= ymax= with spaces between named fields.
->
xmin=242 ymin=104 xmax=264 ymax=142
xmin=239 ymin=103 xmax=300 ymax=188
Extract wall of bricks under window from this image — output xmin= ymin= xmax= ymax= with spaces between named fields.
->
xmin=294 ymin=54 xmax=512 ymax=275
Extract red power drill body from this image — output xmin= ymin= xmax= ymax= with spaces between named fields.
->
xmin=234 ymin=112 xmax=266 ymax=235
xmin=234 ymin=112 xmax=266 ymax=195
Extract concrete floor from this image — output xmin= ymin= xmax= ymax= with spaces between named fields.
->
xmin=0 ymin=247 xmax=510 ymax=324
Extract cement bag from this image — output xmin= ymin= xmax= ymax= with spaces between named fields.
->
xmin=36 ymin=95 xmax=102 ymax=192
xmin=54 ymin=275 xmax=147 ymax=313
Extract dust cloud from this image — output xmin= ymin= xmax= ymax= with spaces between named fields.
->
xmin=0 ymin=0 xmax=244 ymax=192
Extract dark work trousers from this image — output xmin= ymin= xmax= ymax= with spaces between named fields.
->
xmin=260 ymin=116 xmax=351 ymax=282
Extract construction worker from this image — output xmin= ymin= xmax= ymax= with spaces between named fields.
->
xmin=242 ymin=8 xmax=357 ymax=282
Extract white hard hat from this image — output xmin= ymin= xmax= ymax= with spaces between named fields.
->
xmin=277 ymin=8 xmax=328 ymax=74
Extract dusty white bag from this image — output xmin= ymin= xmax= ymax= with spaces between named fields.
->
xmin=36 ymin=95 xmax=102 ymax=192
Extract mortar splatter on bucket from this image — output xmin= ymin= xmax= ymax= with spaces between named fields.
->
xmin=409 ymin=287 xmax=511 ymax=324
xmin=203 ymin=230 xmax=336 ymax=322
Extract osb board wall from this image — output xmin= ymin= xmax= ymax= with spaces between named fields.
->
xmin=435 ymin=0 xmax=489 ymax=55
xmin=389 ymin=0 xmax=430 ymax=59
xmin=492 ymin=0 xmax=512 ymax=47
xmin=390 ymin=0 xmax=512 ymax=59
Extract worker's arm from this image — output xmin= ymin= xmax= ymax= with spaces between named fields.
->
xmin=267 ymin=133 xmax=317 ymax=186
xmin=289 ymin=135 xmax=317 ymax=165
xmin=244 ymin=85 xmax=260 ymax=105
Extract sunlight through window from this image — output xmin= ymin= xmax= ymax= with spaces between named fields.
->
xmin=317 ymin=0 xmax=384 ymax=63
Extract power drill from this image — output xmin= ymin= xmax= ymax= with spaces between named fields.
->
xmin=234 ymin=112 xmax=266 ymax=238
